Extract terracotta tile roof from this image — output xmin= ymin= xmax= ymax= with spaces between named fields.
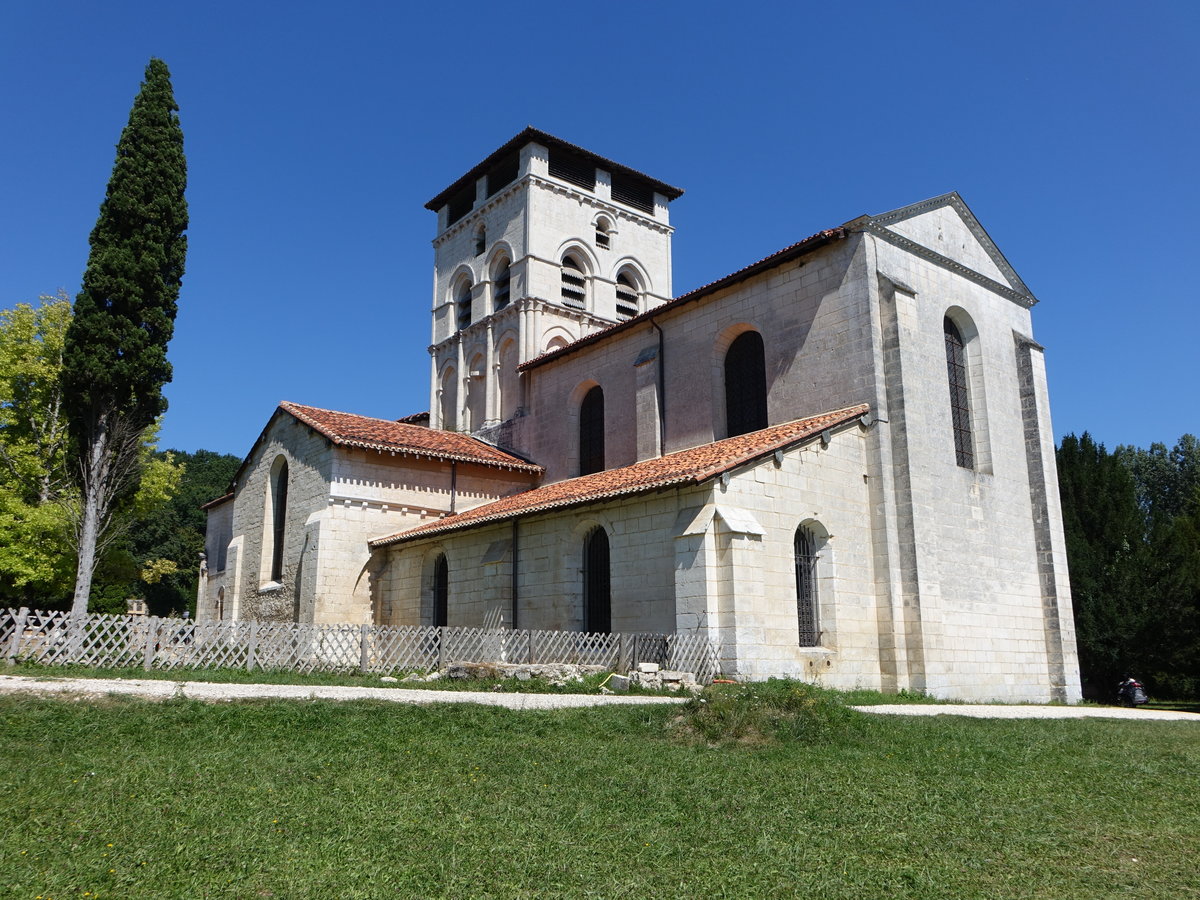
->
xmin=518 ymin=227 xmax=848 ymax=372
xmin=369 ymin=404 xmax=869 ymax=548
xmin=395 ymin=411 xmax=430 ymax=426
xmin=280 ymin=402 xmax=542 ymax=474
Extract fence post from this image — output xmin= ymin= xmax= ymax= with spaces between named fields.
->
xmin=247 ymin=620 xmax=258 ymax=672
xmin=617 ymin=632 xmax=628 ymax=674
xmin=5 ymin=607 xmax=29 ymax=665
xmin=143 ymin=616 xmax=157 ymax=670
xmin=437 ymin=626 xmax=445 ymax=670
xmin=359 ymin=623 xmax=370 ymax=674
xmin=527 ymin=628 xmax=534 ymax=665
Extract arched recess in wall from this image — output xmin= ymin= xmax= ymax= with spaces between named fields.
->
xmin=216 ymin=587 xmax=225 ymax=622
xmin=943 ymin=306 xmax=992 ymax=473
xmin=454 ymin=274 xmax=474 ymax=331
xmin=582 ymin=525 xmax=611 ymax=634
xmin=713 ymin=324 xmax=768 ymax=438
xmin=557 ymin=242 xmax=597 ymax=311
xmin=264 ymin=455 xmax=289 ymax=584
xmin=542 ymin=326 xmax=574 ymax=355
xmin=578 ymin=384 xmax=605 ymax=475
xmin=490 ymin=249 xmax=512 ymax=312
xmin=496 ymin=335 xmax=520 ymax=420
xmin=439 ymin=364 xmax=458 ymax=431
xmin=431 ymin=553 xmax=449 ymax=627
xmin=466 ymin=352 xmax=487 ymax=431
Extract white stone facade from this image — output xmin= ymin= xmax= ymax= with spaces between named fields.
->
xmin=203 ymin=130 xmax=1082 ymax=702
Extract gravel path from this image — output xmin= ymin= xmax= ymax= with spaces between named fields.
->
xmin=2 ymin=675 xmax=1197 ymax=719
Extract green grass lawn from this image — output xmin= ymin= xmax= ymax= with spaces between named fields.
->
xmin=2 ymin=689 xmax=1197 ymax=899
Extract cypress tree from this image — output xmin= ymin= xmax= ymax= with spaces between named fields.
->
xmin=62 ymin=58 xmax=187 ymax=615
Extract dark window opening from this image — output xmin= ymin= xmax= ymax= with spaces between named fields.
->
xmin=446 ymin=185 xmax=474 ymax=227
xmin=473 ymin=225 xmax=486 ymax=256
xmin=432 ymin=554 xmax=448 ymax=627
xmin=596 ymin=228 xmax=610 ymax=249
xmin=944 ymin=317 xmax=974 ymax=469
xmin=561 ymin=256 xmax=586 ymax=308
xmin=724 ymin=331 xmax=768 ymax=437
xmin=579 ymin=386 xmax=605 ymax=475
xmin=615 ymin=272 xmax=638 ymax=320
xmin=270 ymin=459 xmax=288 ymax=582
xmin=549 ymin=147 xmax=596 ymax=191
xmin=583 ymin=527 xmax=611 ymax=634
xmin=493 ymin=260 xmax=511 ymax=311
xmin=611 ymin=172 xmax=654 ymax=214
xmin=486 ymin=151 xmax=520 ymax=197
xmin=794 ymin=527 xmax=819 ymax=647
xmin=456 ymin=282 xmax=473 ymax=330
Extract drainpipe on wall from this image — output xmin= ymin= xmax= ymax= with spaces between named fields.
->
xmin=649 ymin=317 xmax=666 ymax=455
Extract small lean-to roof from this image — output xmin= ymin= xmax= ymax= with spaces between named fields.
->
xmin=425 ymin=126 xmax=684 ymax=212
xmin=280 ymin=402 xmax=542 ymax=474
xmin=518 ymin=227 xmax=848 ymax=372
xmin=369 ymin=404 xmax=869 ymax=548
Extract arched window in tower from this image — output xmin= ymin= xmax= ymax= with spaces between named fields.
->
xmin=561 ymin=255 xmax=586 ymax=309
xmin=579 ymin=385 xmax=605 ymax=475
xmin=794 ymin=525 xmax=820 ymax=647
xmin=432 ymin=553 xmax=449 ymax=627
xmin=615 ymin=270 xmax=639 ymax=320
xmin=493 ymin=257 xmax=511 ymax=311
xmin=583 ymin=526 xmax=611 ymax=634
xmin=724 ymin=330 xmax=768 ymax=437
xmin=595 ymin=217 xmax=613 ymax=249
xmin=944 ymin=316 xmax=974 ymax=469
xmin=473 ymin=223 xmax=486 ymax=256
xmin=439 ymin=365 xmax=458 ymax=431
xmin=266 ymin=456 xmax=289 ymax=583
xmin=456 ymin=279 xmax=473 ymax=331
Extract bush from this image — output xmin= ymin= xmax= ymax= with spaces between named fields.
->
xmin=677 ymin=678 xmax=863 ymax=746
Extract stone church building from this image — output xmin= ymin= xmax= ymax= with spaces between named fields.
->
xmin=200 ymin=128 xmax=1082 ymax=702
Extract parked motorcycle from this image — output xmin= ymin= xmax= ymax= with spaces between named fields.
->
xmin=1117 ymin=676 xmax=1149 ymax=708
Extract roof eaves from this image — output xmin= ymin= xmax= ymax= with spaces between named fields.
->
xmin=199 ymin=492 xmax=234 ymax=511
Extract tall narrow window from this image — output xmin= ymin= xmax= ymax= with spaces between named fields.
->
xmin=493 ymin=258 xmax=511 ymax=311
xmin=595 ymin=217 xmax=613 ymax=249
xmin=724 ymin=331 xmax=768 ymax=437
xmin=944 ymin=317 xmax=974 ymax=469
xmin=583 ymin=527 xmax=611 ymax=634
xmin=615 ymin=271 xmax=639 ymax=320
xmin=795 ymin=526 xmax=819 ymax=647
xmin=473 ymin=223 xmax=486 ymax=256
xmin=432 ymin=554 xmax=448 ymax=627
xmin=561 ymin=255 xmax=586 ymax=308
xmin=579 ymin=386 xmax=605 ymax=475
xmin=269 ymin=458 xmax=288 ymax=582
xmin=456 ymin=280 xmax=473 ymax=331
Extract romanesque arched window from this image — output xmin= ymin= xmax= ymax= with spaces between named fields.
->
xmin=794 ymin=525 xmax=820 ymax=647
xmin=561 ymin=255 xmax=586 ymax=309
xmin=267 ymin=456 xmax=289 ymax=583
xmin=493 ymin=257 xmax=511 ymax=311
xmin=473 ymin=223 xmax=486 ymax=256
xmin=944 ymin=316 xmax=974 ymax=469
xmin=579 ymin=385 xmax=605 ymax=475
xmin=583 ymin=526 xmax=611 ymax=634
xmin=724 ymin=330 xmax=768 ymax=437
xmin=615 ymin=269 xmax=639 ymax=320
xmin=432 ymin=553 xmax=449 ymax=627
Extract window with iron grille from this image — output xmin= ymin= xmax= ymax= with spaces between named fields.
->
xmin=943 ymin=317 xmax=974 ymax=469
xmin=432 ymin=554 xmax=448 ymax=627
xmin=724 ymin=330 xmax=768 ymax=437
xmin=583 ymin=526 xmax=611 ymax=634
xmin=269 ymin=458 xmax=289 ymax=582
xmin=579 ymin=385 xmax=605 ymax=475
xmin=615 ymin=271 xmax=638 ymax=320
xmin=794 ymin=527 xmax=820 ymax=647
xmin=561 ymin=256 xmax=586 ymax=308
xmin=493 ymin=260 xmax=511 ymax=311
xmin=456 ymin=281 xmax=473 ymax=330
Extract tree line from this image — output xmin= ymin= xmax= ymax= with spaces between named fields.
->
xmin=1057 ymin=432 xmax=1200 ymax=699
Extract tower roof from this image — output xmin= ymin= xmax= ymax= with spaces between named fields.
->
xmin=425 ymin=127 xmax=684 ymax=212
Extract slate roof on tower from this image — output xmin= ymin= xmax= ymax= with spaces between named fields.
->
xmin=369 ymin=404 xmax=870 ymax=548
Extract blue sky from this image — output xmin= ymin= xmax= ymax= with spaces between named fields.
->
xmin=2 ymin=1 xmax=1196 ymax=457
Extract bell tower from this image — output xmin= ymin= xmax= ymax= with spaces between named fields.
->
xmin=424 ymin=128 xmax=683 ymax=436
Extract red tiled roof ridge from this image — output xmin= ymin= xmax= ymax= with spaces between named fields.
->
xmin=518 ymin=227 xmax=848 ymax=372
xmin=369 ymin=403 xmax=869 ymax=548
xmin=279 ymin=401 xmax=542 ymax=474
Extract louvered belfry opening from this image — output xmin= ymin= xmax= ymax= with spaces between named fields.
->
xmin=493 ymin=260 xmax=511 ymax=311
xmin=583 ymin=526 xmax=611 ymax=634
xmin=432 ymin=554 xmax=449 ymax=627
xmin=724 ymin=330 xmax=768 ymax=437
xmin=615 ymin=271 xmax=638 ymax=320
xmin=548 ymin=146 xmax=596 ymax=191
xmin=456 ymin=281 xmax=473 ymax=330
xmin=943 ymin=317 xmax=974 ymax=469
xmin=794 ymin=527 xmax=819 ymax=647
xmin=579 ymin=386 xmax=605 ymax=475
xmin=561 ymin=255 xmax=586 ymax=308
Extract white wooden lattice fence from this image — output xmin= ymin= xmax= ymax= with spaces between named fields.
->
xmin=1 ymin=608 xmax=719 ymax=683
